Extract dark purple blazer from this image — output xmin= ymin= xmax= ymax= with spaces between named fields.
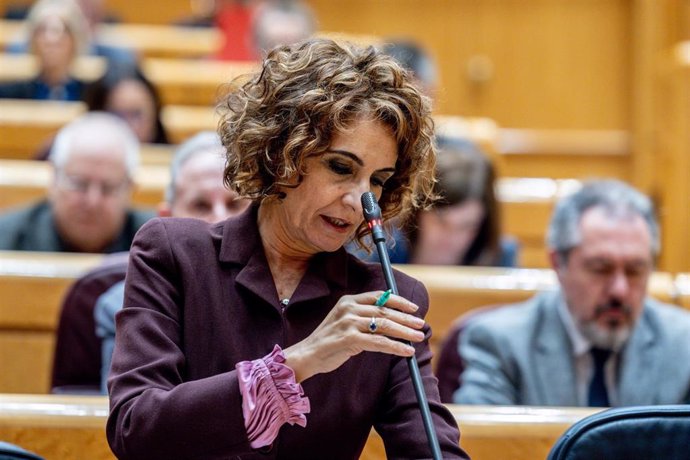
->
xmin=107 ymin=206 xmax=469 ymax=460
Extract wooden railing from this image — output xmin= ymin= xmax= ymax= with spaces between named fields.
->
xmin=0 ymin=250 xmax=683 ymax=394
xmin=0 ymin=393 xmax=602 ymax=460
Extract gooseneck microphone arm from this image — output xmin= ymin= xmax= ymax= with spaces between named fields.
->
xmin=360 ymin=192 xmax=443 ymax=460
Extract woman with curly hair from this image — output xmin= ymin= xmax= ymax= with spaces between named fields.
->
xmin=106 ymin=38 xmax=469 ymax=460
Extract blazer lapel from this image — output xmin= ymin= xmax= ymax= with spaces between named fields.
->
xmin=533 ymin=292 xmax=579 ymax=406
xmin=617 ymin=302 xmax=659 ymax=405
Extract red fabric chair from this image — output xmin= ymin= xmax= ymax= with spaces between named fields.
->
xmin=50 ymin=252 xmax=128 ymax=394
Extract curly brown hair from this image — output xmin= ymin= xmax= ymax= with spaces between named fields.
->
xmin=218 ymin=38 xmax=437 ymax=246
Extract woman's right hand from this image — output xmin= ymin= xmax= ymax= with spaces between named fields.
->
xmin=282 ymin=291 xmax=426 ymax=383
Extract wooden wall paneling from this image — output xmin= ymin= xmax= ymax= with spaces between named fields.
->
xmin=307 ymin=0 xmax=632 ymax=129
xmin=655 ymin=43 xmax=690 ymax=273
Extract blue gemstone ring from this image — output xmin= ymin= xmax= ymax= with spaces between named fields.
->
xmin=368 ymin=317 xmax=378 ymax=333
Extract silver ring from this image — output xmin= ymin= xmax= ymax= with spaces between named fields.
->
xmin=368 ymin=317 xmax=378 ymax=333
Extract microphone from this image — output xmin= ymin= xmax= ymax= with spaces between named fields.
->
xmin=360 ymin=192 xmax=443 ymax=460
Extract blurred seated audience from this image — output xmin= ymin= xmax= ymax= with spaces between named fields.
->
xmin=356 ymin=138 xmax=518 ymax=267
xmin=5 ymin=0 xmax=136 ymax=65
xmin=0 ymin=111 xmax=154 ymax=252
xmin=33 ymin=61 xmax=170 ymax=161
xmin=213 ymin=0 xmax=257 ymax=60
xmin=84 ymin=61 xmax=170 ymax=144
xmin=52 ymin=131 xmax=250 ymax=393
xmin=451 ymin=179 xmax=690 ymax=407
xmin=382 ymin=39 xmax=438 ymax=99
xmin=403 ymin=138 xmax=518 ymax=266
xmin=215 ymin=0 xmax=315 ymax=60
xmin=0 ymin=0 xmax=89 ymax=101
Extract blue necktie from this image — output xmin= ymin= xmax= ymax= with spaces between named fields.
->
xmin=588 ymin=347 xmax=611 ymax=407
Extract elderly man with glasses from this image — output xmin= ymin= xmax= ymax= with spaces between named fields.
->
xmin=0 ymin=111 xmax=153 ymax=253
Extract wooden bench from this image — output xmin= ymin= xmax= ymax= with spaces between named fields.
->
xmin=0 ymin=99 xmax=220 ymax=158
xmin=0 ymin=393 xmax=601 ymax=460
xmin=0 ymin=53 xmax=257 ymax=106
xmin=0 ymin=19 xmax=382 ymax=60
xmin=0 ymin=252 xmax=103 ymax=394
xmin=363 ymin=404 xmax=602 ymax=460
xmin=0 ymin=250 xmax=680 ymax=394
xmin=0 ymin=156 xmax=564 ymax=267
xmin=496 ymin=128 xmax=631 ymax=179
xmin=677 ymin=274 xmax=690 ymax=309
xmin=0 ymin=159 xmax=168 ymax=211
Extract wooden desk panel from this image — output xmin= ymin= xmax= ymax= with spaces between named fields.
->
xmin=676 ymin=274 xmax=690 ymax=309
xmin=0 ymin=99 xmax=86 ymax=159
xmin=0 ymin=20 xmax=381 ymax=60
xmin=0 ymin=156 xmax=564 ymax=268
xmin=0 ymin=394 xmax=600 ymax=460
xmin=0 ymin=99 xmax=218 ymax=158
xmin=0 ymin=394 xmax=113 ymax=460
xmin=0 ymin=257 xmax=679 ymax=394
xmin=363 ymin=405 xmax=601 ymax=460
xmin=0 ymin=252 xmax=103 ymax=393
xmin=0 ymin=159 xmax=168 ymax=210
xmin=496 ymin=128 xmax=631 ymax=180
xmin=0 ymin=53 xmax=257 ymax=106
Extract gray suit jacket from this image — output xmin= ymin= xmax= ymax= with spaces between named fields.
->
xmin=0 ymin=200 xmax=153 ymax=253
xmin=454 ymin=290 xmax=690 ymax=406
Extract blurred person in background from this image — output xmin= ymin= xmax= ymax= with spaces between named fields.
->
xmin=0 ymin=111 xmax=153 ymax=252
xmin=0 ymin=0 xmax=89 ymax=101
xmin=84 ymin=61 xmax=170 ymax=145
xmin=353 ymin=138 xmax=518 ymax=268
xmin=5 ymin=0 xmax=137 ymax=65
xmin=215 ymin=0 xmax=315 ymax=60
xmin=94 ymin=131 xmax=252 ymax=393
xmin=401 ymin=139 xmax=518 ymax=267
xmin=453 ymin=179 xmax=690 ymax=407
xmin=33 ymin=60 xmax=170 ymax=161
xmin=382 ymin=39 xmax=438 ymax=99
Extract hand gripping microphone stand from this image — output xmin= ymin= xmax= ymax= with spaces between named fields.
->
xmin=361 ymin=192 xmax=442 ymax=460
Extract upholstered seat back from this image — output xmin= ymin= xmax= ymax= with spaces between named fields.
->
xmin=548 ymin=405 xmax=690 ymax=460
xmin=0 ymin=442 xmax=44 ymax=460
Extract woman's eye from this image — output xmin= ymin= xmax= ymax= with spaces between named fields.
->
xmin=327 ymin=160 xmax=352 ymax=176
xmin=371 ymin=177 xmax=385 ymax=188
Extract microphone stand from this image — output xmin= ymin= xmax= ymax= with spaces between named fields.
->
xmin=362 ymin=192 xmax=442 ymax=460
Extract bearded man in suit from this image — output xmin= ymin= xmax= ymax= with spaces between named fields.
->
xmin=454 ymin=179 xmax=690 ymax=407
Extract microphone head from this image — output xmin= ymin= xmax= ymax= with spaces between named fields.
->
xmin=361 ymin=192 xmax=382 ymax=222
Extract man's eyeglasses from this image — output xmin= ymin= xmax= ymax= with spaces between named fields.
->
xmin=57 ymin=172 xmax=130 ymax=198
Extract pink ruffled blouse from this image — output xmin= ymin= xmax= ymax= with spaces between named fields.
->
xmin=236 ymin=345 xmax=311 ymax=448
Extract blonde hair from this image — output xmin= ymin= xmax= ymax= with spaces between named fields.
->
xmin=26 ymin=0 xmax=89 ymax=54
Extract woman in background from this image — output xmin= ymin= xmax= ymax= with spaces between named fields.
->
xmin=0 ymin=0 xmax=88 ymax=101
xmin=84 ymin=61 xmax=170 ymax=144
xmin=388 ymin=138 xmax=518 ymax=267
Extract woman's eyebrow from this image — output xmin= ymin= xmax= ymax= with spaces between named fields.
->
xmin=326 ymin=149 xmax=364 ymax=166
xmin=326 ymin=149 xmax=396 ymax=173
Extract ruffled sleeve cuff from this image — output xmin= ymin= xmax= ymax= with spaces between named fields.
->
xmin=236 ymin=344 xmax=311 ymax=449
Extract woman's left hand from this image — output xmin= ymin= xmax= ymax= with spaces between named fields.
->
xmin=282 ymin=291 xmax=426 ymax=383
